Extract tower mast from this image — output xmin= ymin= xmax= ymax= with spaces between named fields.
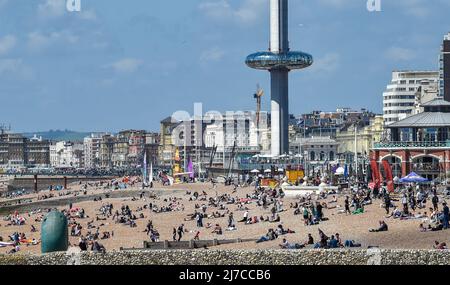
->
xmin=246 ymin=0 xmax=313 ymax=157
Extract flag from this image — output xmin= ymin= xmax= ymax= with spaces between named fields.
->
xmin=149 ymin=162 xmax=153 ymax=183
xmin=188 ymin=158 xmax=194 ymax=179
xmin=382 ymin=160 xmax=394 ymax=193
xmin=142 ymin=151 xmax=148 ymax=184
xmin=344 ymin=164 xmax=349 ymax=179
xmin=370 ymin=160 xmax=381 ymax=187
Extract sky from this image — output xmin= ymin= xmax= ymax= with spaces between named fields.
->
xmin=1 ymin=0 xmax=450 ymax=133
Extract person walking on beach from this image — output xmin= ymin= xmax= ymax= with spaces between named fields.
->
xmin=384 ymin=193 xmax=391 ymax=215
xmin=344 ymin=196 xmax=351 ymax=215
xmin=443 ymin=203 xmax=449 ymax=229
xmin=177 ymin=224 xmax=184 ymax=241
xmin=228 ymin=212 xmax=235 ymax=228
xmin=172 ymin=228 xmax=177 ymax=241
xmin=432 ymin=194 xmax=439 ymax=212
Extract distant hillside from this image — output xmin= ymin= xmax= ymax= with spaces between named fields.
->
xmin=23 ymin=130 xmax=93 ymax=142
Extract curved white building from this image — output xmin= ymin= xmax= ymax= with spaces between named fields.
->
xmin=383 ymin=71 xmax=439 ymax=125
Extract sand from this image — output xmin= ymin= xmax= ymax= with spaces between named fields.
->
xmin=0 ymin=181 xmax=449 ymax=255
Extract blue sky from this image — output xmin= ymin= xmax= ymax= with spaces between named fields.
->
xmin=1 ymin=0 xmax=450 ymax=132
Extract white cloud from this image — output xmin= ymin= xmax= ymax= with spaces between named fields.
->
xmin=309 ymin=53 xmax=340 ymax=73
xmin=199 ymin=0 xmax=265 ymax=25
xmin=108 ymin=58 xmax=143 ymax=73
xmin=27 ymin=31 xmax=79 ymax=52
xmin=78 ymin=9 xmax=97 ymax=21
xmin=0 ymin=35 xmax=16 ymax=55
xmin=385 ymin=47 xmax=416 ymax=61
xmin=200 ymin=47 xmax=226 ymax=62
xmin=0 ymin=58 xmax=33 ymax=78
xmin=37 ymin=0 xmax=66 ymax=19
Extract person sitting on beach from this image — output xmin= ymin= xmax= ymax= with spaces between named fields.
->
xmin=79 ymin=237 xmax=88 ymax=251
xmin=433 ymin=241 xmax=447 ymax=250
xmin=318 ymin=229 xmax=329 ymax=248
xmin=211 ymin=224 xmax=223 ymax=235
xmin=344 ymin=240 xmax=362 ymax=248
xmin=302 ymin=233 xmax=313 ymax=246
xmin=328 ymin=235 xmax=339 ymax=248
xmin=335 ymin=233 xmax=343 ymax=247
xmin=279 ymin=238 xmax=304 ymax=249
xmin=269 ymin=213 xmax=280 ymax=223
xmin=275 ymin=224 xmax=295 ymax=236
xmin=239 ymin=211 xmax=249 ymax=223
xmin=389 ymin=207 xmax=403 ymax=219
xmin=91 ymin=240 xmax=106 ymax=253
xmin=369 ymin=220 xmax=388 ymax=232
xmin=256 ymin=229 xmax=278 ymax=243
xmin=419 ymin=223 xmax=428 ymax=232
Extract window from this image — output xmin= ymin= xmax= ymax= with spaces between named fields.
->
xmin=329 ymin=151 xmax=335 ymax=161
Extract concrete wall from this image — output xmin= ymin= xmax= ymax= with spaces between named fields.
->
xmin=0 ymin=189 xmax=185 ymax=215
xmin=6 ymin=176 xmax=117 ymax=192
xmin=1 ymin=249 xmax=450 ymax=265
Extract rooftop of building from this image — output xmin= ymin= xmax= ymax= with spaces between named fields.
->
xmin=388 ymin=111 xmax=450 ymax=128
xmin=422 ymin=98 xmax=450 ymax=107
xmin=292 ymin=136 xmax=338 ymax=145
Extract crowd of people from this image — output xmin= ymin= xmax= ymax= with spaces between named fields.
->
xmin=1 ymin=173 xmax=450 ymax=255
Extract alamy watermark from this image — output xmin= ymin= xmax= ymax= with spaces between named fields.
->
xmin=366 ymin=248 xmax=382 ymax=265
xmin=169 ymin=103 xmax=268 ymax=149
xmin=65 ymin=0 xmax=379 ymax=14
xmin=66 ymin=0 xmax=81 ymax=12
xmin=367 ymin=0 xmax=382 ymax=12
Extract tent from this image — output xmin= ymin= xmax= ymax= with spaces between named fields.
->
xmin=399 ymin=172 xmax=429 ymax=183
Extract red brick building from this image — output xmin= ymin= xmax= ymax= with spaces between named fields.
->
xmin=371 ymin=98 xmax=450 ymax=181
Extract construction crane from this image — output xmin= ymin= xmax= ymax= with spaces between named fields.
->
xmin=254 ymin=84 xmax=264 ymax=129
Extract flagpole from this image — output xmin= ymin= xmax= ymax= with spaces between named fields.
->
xmin=354 ymin=124 xmax=358 ymax=182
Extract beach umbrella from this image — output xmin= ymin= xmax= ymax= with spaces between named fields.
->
xmin=335 ymin=167 xmax=345 ymax=175
xmin=399 ymin=172 xmax=429 ymax=183
xmin=277 ymin=168 xmax=284 ymax=172
xmin=264 ymin=169 xmax=272 ymax=173
xmin=250 ymin=169 xmax=260 ymax=174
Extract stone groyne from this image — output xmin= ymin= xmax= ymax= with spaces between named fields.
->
xmin=0 ymin=249 xmax=449 ymax=265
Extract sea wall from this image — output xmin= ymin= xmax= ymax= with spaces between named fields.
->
xmin=1 ymin=249 xmax=450 ymax=265
xmin=6 ymin=176 xmax=117 ymax=192
xmin=0 ymin=189 xmax=185 ymax=215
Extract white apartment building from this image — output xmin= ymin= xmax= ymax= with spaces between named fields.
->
xmin=204 ymin=111 xmax=266 ymax=152
xmin=50 ymin=141 xmax=84 ymax=168
xmin=83 ymin=134 xmax=104 ymax=169
xmin=383 ymin=71 xmax=439 ymax=125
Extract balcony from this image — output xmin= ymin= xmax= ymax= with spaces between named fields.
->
xmin=373 ymin=141 xmax=450 ymax=149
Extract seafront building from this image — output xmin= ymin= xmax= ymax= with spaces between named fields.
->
xmin=0 ymin=132 xmax=50 ymax=170
xmin=440 ymin=32 xmax=450 ymax=101
xmin=372 ymin=98 xmax=450 ymax=181
xmin=383 ymin=71 xmax=439 ymax=125
xmin=50 ymin=141 xmax=84 ymax=169
xmin=83 ymin=134 xmax=104 ymax=169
